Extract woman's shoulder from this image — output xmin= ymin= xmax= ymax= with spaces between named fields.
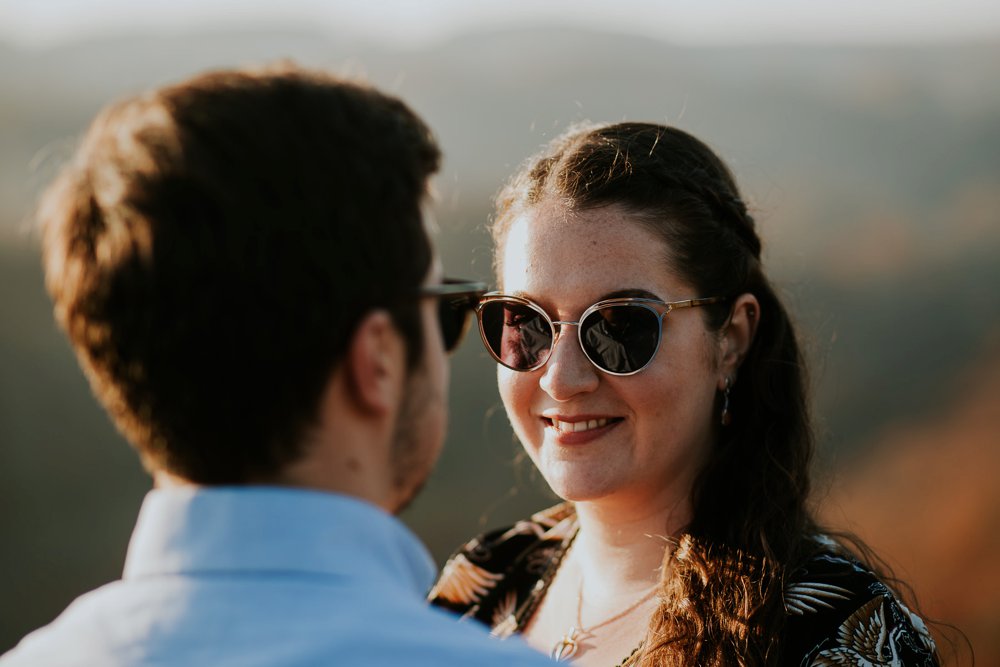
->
xmin=781 ymin=535 xmax=938 ymax=666
xmin=427 ymin=503 xmax=576 ymax=631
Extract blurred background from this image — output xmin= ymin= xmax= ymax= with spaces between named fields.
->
xmin=1 ymin=0 xmax=998 ymax=661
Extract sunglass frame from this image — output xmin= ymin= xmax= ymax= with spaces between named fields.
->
xmin=421 ymin=279 xmax=487 ymax=352
xmin=476 ymin=292 xmax=726 ymax=375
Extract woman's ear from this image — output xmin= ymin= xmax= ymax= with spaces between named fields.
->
xmin=344 ymin=310 xmax=405 ymax=416
xmin=717 ymin=293 xmax=760 ymax=389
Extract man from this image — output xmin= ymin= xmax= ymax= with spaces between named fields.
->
xmin=1 ymin=65 xmax=550 ymax=666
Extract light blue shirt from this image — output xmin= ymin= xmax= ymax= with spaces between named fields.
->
xmin=1 ymin=487 xmax=552 ymax=666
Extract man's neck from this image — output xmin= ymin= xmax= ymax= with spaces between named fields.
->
xmin=150 ymin=429 xmax=398 ymax=512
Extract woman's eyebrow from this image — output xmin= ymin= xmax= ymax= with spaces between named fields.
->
xmin=599 ymin=288 xmax=660 ymax=300
xmin=505 ymin=288 xmax=662 ymax=308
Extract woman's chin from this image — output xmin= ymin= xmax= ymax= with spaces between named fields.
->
xmin=540 ymin=469 xmax=618 ymax=504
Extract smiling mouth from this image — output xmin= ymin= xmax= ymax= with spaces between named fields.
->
xmin=543 ymin=417 xmax=624 ymax=433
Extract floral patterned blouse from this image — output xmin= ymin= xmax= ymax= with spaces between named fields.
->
xmin=428 ymin=504 xmax=938 ymax=667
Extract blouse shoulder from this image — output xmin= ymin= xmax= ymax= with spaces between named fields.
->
xmin=782 ymin=536 xmax=939 ymax=667
xmin=428 ymin=503 xmax=576 ymax=629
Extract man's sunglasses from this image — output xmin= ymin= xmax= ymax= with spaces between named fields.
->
xmin=420 ymin=279 xmax=488 ymax=352
xmin=475 ymin=293 xmax=727 ymax=375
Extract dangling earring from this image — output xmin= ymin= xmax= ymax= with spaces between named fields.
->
xmin=720 ymin=376 xmax=733 ymax=426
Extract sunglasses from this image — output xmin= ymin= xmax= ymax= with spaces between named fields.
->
xmin=476 ymin=293 xmax=727 ymax=375
xmin=420 ymin=279 xmax=487 ymax=352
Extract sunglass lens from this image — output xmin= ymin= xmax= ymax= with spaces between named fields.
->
xmin=478 ymin=300 xmax=552 ymax=370
xmin=438 ymin=296 xmax=474 ymax=352
xmin=580 ymin=304 xmax=661 ymax=374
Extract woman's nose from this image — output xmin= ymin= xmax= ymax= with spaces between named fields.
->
xmin=538 ymin=327 xmax=600 ymax=400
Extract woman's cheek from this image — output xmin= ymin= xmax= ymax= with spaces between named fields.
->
xmin=497 ymin=367 xmax=538 ymax=449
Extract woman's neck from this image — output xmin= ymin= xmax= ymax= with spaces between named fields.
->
xmin=570 ymin=491 xmax=691 ymax=602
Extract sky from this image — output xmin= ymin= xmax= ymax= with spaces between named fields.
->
xmin=3 ymin=0 xmax=1000 ymax=50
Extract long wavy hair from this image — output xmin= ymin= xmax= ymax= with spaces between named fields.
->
xmin=491 ymin=122 xmax=819 ymax=666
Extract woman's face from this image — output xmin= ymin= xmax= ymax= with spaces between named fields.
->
xmin=497 ymin=200 xmax=723 ymax=512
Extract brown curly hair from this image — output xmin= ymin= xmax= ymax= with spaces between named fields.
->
xmin=492 ymin=122 xmax=819 ymax=666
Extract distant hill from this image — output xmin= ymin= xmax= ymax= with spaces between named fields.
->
xmin=3 ymin=27 xmax=999 ymax=254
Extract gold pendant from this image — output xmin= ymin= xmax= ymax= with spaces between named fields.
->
xmin=551 ymin=627 xmax=580 ymax=662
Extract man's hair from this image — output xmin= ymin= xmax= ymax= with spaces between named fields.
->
xmin=39 ymin=64 xmax=440 ymax=484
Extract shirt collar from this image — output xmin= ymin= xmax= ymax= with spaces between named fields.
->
xmin=123 ymin=486 xmax=436 ymax=595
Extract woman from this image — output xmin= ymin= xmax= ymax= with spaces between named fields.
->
xmin=429 ymin=123 xmax=938 ymax=666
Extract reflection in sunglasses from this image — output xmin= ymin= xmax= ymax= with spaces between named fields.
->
xmin=500 ymin=307 xmax=551 ymax=369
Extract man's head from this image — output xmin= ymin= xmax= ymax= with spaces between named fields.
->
xmin=39 ymin=64 xmax=446 ymax=496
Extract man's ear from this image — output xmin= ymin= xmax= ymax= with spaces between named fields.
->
xmin=717 ymin=293 xmax=760 ymax=389
xmin=344 ymin=310 xmax=405 ymax=416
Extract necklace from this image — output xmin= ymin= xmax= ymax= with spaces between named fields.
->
xmin=550 ymin=579 xmax=659 ymax=662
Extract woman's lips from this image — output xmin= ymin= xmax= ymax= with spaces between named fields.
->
xmin=541 ymin=415 xmax=623 ymax=444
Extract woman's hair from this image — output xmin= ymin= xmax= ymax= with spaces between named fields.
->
xmin=491 ymin=122 xmax=818 ymax=666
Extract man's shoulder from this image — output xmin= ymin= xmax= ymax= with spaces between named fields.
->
xmin=351 ymin=602 xmax=552 ymax=665
xmin=1 ymin=574 xmax=552 ymax=666
xmin=0 ymin=581 xmax=128 ymax=666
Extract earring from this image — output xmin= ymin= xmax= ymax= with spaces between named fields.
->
xmin=720 ymin=376 xmax=733 ymax=426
